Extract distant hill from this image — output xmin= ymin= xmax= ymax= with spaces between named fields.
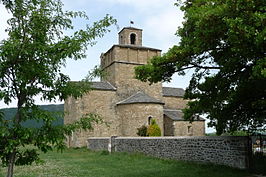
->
xmin=0 ymin=104 xmax=64 ymax=128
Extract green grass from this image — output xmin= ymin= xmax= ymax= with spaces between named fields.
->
xmin=250 ymin=152 xmax=266 ymax=175
xmin=0 ymin=148 xmax=251 ymax=177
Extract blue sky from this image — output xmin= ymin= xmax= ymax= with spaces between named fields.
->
xmin=0 ymin=1 xmax=214 ymax=132
xmin=60 ymin=0 xmax=192 ymax=85
xmin=0 ymin=0 xmax=191 ymax=106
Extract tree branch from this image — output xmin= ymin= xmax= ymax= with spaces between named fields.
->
xmin=189 ymin=62 xmax=221 ymax=70
xmin=175 ymin=64 xmax=221 ymax=73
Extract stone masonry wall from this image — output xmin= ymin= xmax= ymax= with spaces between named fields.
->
xmin=101 ymin=46 xmax=160 ymax=70
xmin=113 ymin=63 xmax=163 ymax=101
xmin=119 ymin=28 xmax=142 ymax=45
xmin=163 ymin=96 xmax=189 ymax=110
xmin=87 ymin=137 xmax=110 ymax=151
xmin=114 ymin=47 xmax=160 ymax=65
xmin=64 ymin=90 xmax=118 ymax=147
xmin=173 ymin=121 xmax=205 ymax=136
xmin=101 ymin=65 xmax=116 ymax=87
xmin=163 ymin=116 xmax=174 ymax=136
xmin=100 ymin=46 xmax=163 ymax=102
xmin=101 ymin=47 xmax=163 ymax=101
xmin=87 ymin=136 xmax=250 ymax=169
xmin=116 ymin=103 xmax=164 ymax=136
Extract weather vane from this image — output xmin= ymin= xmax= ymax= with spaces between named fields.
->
xmin=130 ymin=20 xmax=134 ymax=27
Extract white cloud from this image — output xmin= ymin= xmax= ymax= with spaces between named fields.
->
xmin=79 ymin=0 xmax=174 ymax=9
xmin=0 ymin=0 xmax=190 ymax=108
xmin=106 ymin=0 xmax=173 ymax=11
xmin=0 ymin=5 xmax=11 ymax=40
xmin=101 ymin=0 xmax=184 ymax=52
xmin=143 ymin=5 xmax=183 ymax=52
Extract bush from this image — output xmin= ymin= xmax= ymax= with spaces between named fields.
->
xmin=147 ymin=119 xmax=161 ymax=137
xmin=137 ymin=125 xmax=148 ymax=136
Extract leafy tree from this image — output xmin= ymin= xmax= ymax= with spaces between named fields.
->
xmin=0 ymin=0 xmax=116 ymax=176
xmin=135 ymin=0 xmax=266 ymax=135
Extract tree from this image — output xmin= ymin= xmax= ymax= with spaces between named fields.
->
xmin=147 ymin=119 xmax=161 ymax=137
xmin=0 ymin=0 xmax=116 ymax=176
xmin=135 ymin=0 xmax=266 ymax=135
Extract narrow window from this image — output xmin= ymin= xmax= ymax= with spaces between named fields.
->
xmin=188 ymin=126 xmax=192 ymax=134
xmin=130 ymin=33 xmax=136 ymax=45
xmin=120 ymin=35 xmax=123 ymax=43
xmin=148 ymin=116 xmax=152 ymax=125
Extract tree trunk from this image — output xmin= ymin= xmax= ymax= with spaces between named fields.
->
xmin=5 ymin=95 xmax=24 ymax=177
xmin=6 ymin=151 xmax=16 ymax=177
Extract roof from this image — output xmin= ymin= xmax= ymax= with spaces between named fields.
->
xmin=162 ymin=87 xmax=185 ymax=97
xmin=164 ymin=109 xmax=184 ymax=121
xmin=91 ymin=81 xmax=116 ymax=91
xmin=104 ymin=45 xmax=161 ymax=55
xmin=164 ymin=109 xmax=205 ymax=121
xmin=117 ymin=44 xmax=161 ymax=51
xmin=118 ymin=27 xmax=143 ymax=34
xmin=70 ymin=81 xmax=116 ymax=91
xmin=117 ymin=92 xmax=164 ymax=105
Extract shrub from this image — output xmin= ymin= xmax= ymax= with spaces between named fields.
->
xmin=137 ymin=125 xmax=148 ymax=136
xmin=147 ymin=119 xmax=161 ymax=137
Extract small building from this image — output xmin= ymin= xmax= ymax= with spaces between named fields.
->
xmin=64 ymin=27 xmax=205 ymax=147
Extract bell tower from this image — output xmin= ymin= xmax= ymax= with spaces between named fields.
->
xmin=100 ymin=27 xmax=162 ymax=100
xmin=118 ymin=27 xmax=142 ymax=46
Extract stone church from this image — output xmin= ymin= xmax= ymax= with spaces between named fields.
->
xmin=64 ymin=27 xmax=205 ymax=147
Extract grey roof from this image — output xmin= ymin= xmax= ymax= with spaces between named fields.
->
xmin=70 ymin=81 xmax=116 ymax=91
xmin=104 ymin=45 xmax=161 ymax=55
xmin=164 ymin=109 xmax=184 ymax=121
xmin=91 ymin=81 xmax=116 ymax=91
xmin=115 ymin=44 xmax=161 ymax=51
xmin=164 ymin=109 xmax=205 ymax=121
xmin=117 ymin=92 xmax=164 ymax=105
xmin=162 ymin=87 xmax=185 ymax=97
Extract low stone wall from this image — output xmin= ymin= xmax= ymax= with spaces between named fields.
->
xmin=87 ymin=137 xmax=110 ymax=151
xmin=87 ymin=136 xmax=250 ymax=169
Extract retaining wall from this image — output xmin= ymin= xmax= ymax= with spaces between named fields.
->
xmin=87 ymin=136 xmax=250 ymax=169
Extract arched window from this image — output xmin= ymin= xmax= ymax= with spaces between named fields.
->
xmin=130 ymin=33 xmax=136 ymax=45
xmin=148 ymin=116 xmax=153 ymax=125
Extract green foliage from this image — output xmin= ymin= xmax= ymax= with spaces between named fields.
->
xmin=222 ymin=131 xmax=249 ymax=136
xmin=206 ymin=130 xmax=249 ymax=136
xmin=147 ymin=119 xmax=161 ymax=137
xmin=135 ymin=0 xmax=266 ymax=135
xmin=0 ymin=0 xmax=116 ymax=175
xmin=136 ymin=125 xmax=148 ymax=137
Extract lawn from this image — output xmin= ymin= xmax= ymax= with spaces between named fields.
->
xmin=0 ymin=148 xmax=251 ymax=177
